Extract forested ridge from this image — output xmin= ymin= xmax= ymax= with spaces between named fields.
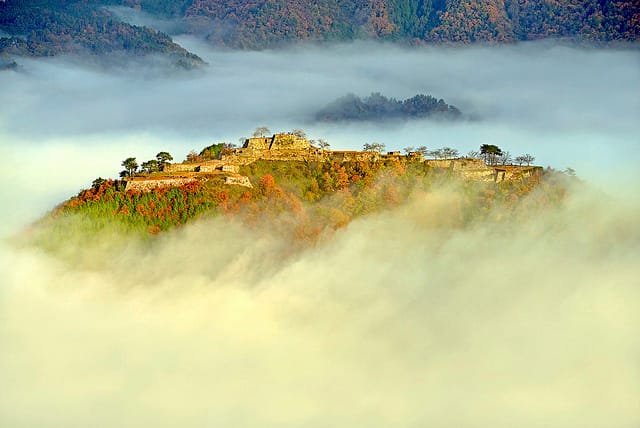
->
xmin=183 ymin=0 xmax=639 ymax=47
xmin=0 ymin=0 xmax=203 ymax=66
xmin=1 ymin=0 xmax=637 ymax=62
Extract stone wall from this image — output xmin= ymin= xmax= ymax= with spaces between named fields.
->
xmin=244 ymin=137 xmax=271 ymax=150
xmin=222 ymin=147 xmax=324 ymax=164
xmin=125 ymin=177 xmax=199 ymax=192
xmin=225 ymin=175 xmax=253 ymax=187
xmin=329 ymin=151 xmax=381 ymax=162
xmin=164 ymin=163 xmax=198 ymax=173
xmin=271 ymin=133 xmax=310 ymax=150
xmin=424 ymin=158 xmax=485 ymax=170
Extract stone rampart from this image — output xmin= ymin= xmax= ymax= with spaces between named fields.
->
xmin=225 ymin=175 xmax=253 ymax=187
xmin=125 ymin=177 xmax=199 ymax=192
xmin=164 ymin=163 xmax=199 ymax=173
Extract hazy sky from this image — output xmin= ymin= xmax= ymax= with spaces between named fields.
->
xmin=0 ymin=41 xmax=639 ymax=427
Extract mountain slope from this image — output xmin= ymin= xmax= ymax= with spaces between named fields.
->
xmin=182 ymin=0 xmax=639 ymax=47
xmin=0 ymin=0 xmax=204 ymax=67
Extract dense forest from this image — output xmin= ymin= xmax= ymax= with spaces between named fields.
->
xmin=0 ymin=0 xmax=203 ymax=67
xmin=315 ymin=93 xmax=462 ymax=122
xmin=181 ymin=0 xmax=640 ymax=47
xmin=1 ymin=0 xmax=638 ymax=62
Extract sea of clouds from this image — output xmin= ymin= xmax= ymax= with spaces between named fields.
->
xmin=0 ymin=40 xmax=638 ymax=427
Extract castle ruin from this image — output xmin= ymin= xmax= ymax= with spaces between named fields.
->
xmin=125 ymin=132 xmax=541 ymax=191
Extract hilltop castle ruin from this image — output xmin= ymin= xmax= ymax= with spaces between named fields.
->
xmin=125 ymin=132 xmax=540 ymax=191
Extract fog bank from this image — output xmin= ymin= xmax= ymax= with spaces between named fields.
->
xmin=1 ymin=41 xmax=639 ymax=427
xmin=1 ymin=182 xmax=639 ymax=427
xmin=1 ymin=41 xmax=638 ymax=184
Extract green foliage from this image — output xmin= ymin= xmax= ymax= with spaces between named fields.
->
xmin=316 ymin=92 xmax=462 ymax=122
xmin=199 ymin=143 xmax=226 ymax=160
xmin=1 ymin=0 xmax=637 ymax=60
xmin=0 ymin=0 xmax=204 ymax=65
xmin=121 ymin=157 xmax=138 ymax=176
xmin=141 ymin=159 xmax=160 ymax=174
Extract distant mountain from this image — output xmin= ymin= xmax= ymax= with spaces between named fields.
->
xmin=182 ymin=0 xmax=639 ymax=48
xmin=0 ymin=0 xmax=204 ymax=68
xmin=1 ymin=0 xmax=637 ymax=64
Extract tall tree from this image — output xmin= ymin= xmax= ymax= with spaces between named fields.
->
xmin=121 ymin=157 xmax=138 ymax=177
xmin=156 ymin=152 xmax=173 ymax=169
xmin=479 ymin=144 xmax=502 ymax=165
xmin=141 ymin=159 xmax=160 ymax=173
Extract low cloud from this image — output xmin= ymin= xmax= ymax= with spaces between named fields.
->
xmin=1 ymin=41 xmax=638 ymax=183
xmin=0 ymin=40 xmax=639 ymax=427
xmin=1 ymin=182 xmax=639 ymax=427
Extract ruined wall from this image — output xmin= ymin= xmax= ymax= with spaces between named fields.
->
xmin=271 ymin=133 xmax=310 ymax=150
xmin=222 ymin=148 xmax=324 ymax=164
xmin=244 ymin=137 xmax=271 ymax=150
xmin=407 ymin=152 xmax=424 ymax=162
xmin=424 ymin=158 xmax=485 ymax=170
xmin=197 ymin=160 xmax=224 ymax=172
xmin=164 ymin=163 xmax=198 ymax=173
xmin=125 ymin=177 xmax=199 ymax=192
xmin=225 ymin=176 xmax=252 ymax=187
xmin=329 ymin=151 xmax=381 ymax=162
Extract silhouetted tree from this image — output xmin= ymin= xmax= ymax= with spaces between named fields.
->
xmin=515 ymin=154 xmax=535 ymax=166
xmin=467 ymin=150 xmax=481 ymax=159
xmin=363 ymin=142 xmax=386 ymax=153
xmin=415 ymin=145 xmax=429 ymax=156
xmin=292 ymin=129 xmax=307 ymax=138
xmin=121 ymin=157 xmax=138 ymax=176
xmin=253 ymin=126 xmax=271 ymax=137
xmin=156 ymin=152 xmax=173 ymax=169
xmin=497 ymin=151 xmax=512 ymax=165
xmin=317 ymin=139 xmax=330 ymax=151
xmin=480 ymin=144 xmax=502 ymax=165
xmin=91 ymin=177 xmax=106 ymax=189
xmin=141 ymin=159 xmax=160 ymax=173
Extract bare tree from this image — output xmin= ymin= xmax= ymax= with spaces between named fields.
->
xmin=467 ymin=150 xmax=481 ymax=159
xmin=497 ymin=151 xmax=512 ymax=165
xmin=440 ymin=147 xmax=459 ymax=159
xmin=252 ymin=126 xmax=271 ymax=137
xmin=428 ymin=147 xmax=458 ymax=159
xmin=363 ymin=142 xmax=386 ymax=153
xmin=403 ymin=146 xmax=415 ymax=154
xmin=292 ymin=128 xmax=307 ymax=139
xmin=316 ymin=139 xmax=330 ymax=151
xmin=515 ymin=153 xmax=535 ymax=166
xmin=415 ymin=145 xmax=429 ymax=156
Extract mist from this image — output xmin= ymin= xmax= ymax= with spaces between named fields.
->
xmin=1 ymin=41 xmax=639 ymax=427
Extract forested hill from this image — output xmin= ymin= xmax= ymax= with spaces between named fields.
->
xmin=183 ymin=0 xmax=640 ymax=47
xmin=0 ymin=0 xmax=204 ymax=67
xmin=1 ymin=0 xmax=638 ymax=63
